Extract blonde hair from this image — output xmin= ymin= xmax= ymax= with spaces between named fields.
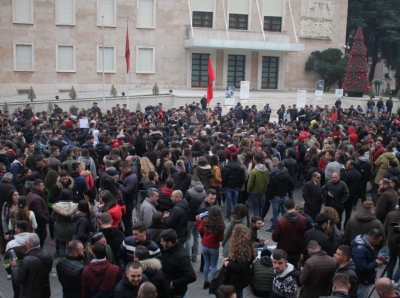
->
xmin=228 ymin=224 xmax=255 ymax=263
xmin=140 ymin=157 xmax=155 ymax=183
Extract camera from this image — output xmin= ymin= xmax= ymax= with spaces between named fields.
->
xmin=391 ymin=222 xmax=400 ymax=234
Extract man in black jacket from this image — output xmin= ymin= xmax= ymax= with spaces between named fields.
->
xmin=322 ymin=172 xmax=349 ymax=230
xmin=98 ymin=212 xmax=125 ymax=262
xmin=343 ymin=160 xmax=361 ymax=228
xmin=302 ymin=172 xmax=323 ymax=221
xmin=267 ymin=162 xmax=295 ymax=232
xmin=222 ymin=153 xmax=245 ymax=219
xmin=160 ymin=229 xmax=196 ymax=297
xmin=10 ymin=233 xmax=53 ymax=298
xmin=143 ymin=141 xmax=158 ymax=168
xmin=163 ymin=190 xmax=189 ymax=245
xmin=56 ymin=240 xmax=85 ymax=298
xmin=334 ymin=245 xmax=359 ymax=298
xmin=303 ymin=213 xmax=333 ymax=261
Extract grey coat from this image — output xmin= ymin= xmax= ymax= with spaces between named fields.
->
xmin=52 ymin=201 xmax=78 ymax=241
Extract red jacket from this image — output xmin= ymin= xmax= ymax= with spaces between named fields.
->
xmin=348 ymin=127 xmax=358 ymax=148
xmin=225 ymin=145 xmax=239 ymax=161
xmin=107 ymin=204 xmax=122 ymax=228
xmin=81 ymin=260 xmax=121 ymax=298
xmin=196 ymin=218 xmax=224 ymax=248
xmin=272 ymin=212 xmax=307 ymax=254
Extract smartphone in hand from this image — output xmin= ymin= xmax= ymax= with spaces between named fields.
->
xmin=9 ymin=249 xmax=18 ymax=261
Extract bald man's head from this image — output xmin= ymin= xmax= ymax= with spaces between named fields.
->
xmin=375 ymin=277 xmax=395 ymax=297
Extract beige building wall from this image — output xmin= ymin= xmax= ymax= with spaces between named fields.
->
xmin=0 ymin=0 xmax=348 ymax=96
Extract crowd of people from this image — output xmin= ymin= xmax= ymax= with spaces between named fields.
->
xmin=0 ymin=95 xmax=400 ymax=298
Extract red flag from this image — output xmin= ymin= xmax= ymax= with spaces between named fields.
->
xmin=125 ymin=26 xmax=130 ymax=74
xmin=207 ymin=56 xmax=215 ymax=105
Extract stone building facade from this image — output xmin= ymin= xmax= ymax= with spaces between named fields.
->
xmin=0 ymin=0 xmax=348 ymax=96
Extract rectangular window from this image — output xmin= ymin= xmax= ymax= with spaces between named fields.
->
xmin=56 ymin=0 xmax=75 ymax=25
xmin=261 ymin=56 xmax=279 ymax=89
xmin=137 ymin=0 xmax=155 ymax=28
xmin=229 ymin=14 xmax=248 ymax=30
xmin=14 ymin=43 xmax=34 ymax=71
xmin=57 ymin=45 xmax=75 ymax=72
xmin=192 ymin=12 xmax=213 ymax=28
xmin=136 ymin=47 xmax=155 ymax=73
xmin=191 ymin=53 xmax=210 ymax=87
xmin=227 ymin=55 xmax=245 ymax=88
xmin=13 ymin=0 xmax=34 ymax=24
xmin=264 ymin=16 xmax=282 ymax=32
xmin=97 ymin=46 xmax=116 ymax=73
xmin=97 ymin=0 xmax=116 ymax=27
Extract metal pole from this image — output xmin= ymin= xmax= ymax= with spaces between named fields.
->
xmin=255 ymin=0 xmax=266 ymax=42
xmin=126 ymin=17 xmax=129 ymax=109
xmin=102 ymin=16 xmax=106 ymax=111
xmin=187 ymin=0 xmax=194 ymax=38
xmin=288 ymin=0 xmax=298 ymax=43
xmin=221 ymin=0 xmax=229 ymax=39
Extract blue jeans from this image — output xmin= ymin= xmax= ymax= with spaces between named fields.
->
xmin=271 ymin=195 xmax=288 ymax=229
xmin=250 ymin=193 xmax=264 ymax=217
xmin=202 ymin=246 xmax=219 ymax=281
xmin=185 ymin=221 xmax=200 ymax=260
xmin=58 ymin=240 xmax=67 ymax=259
xmin=236 ymin=288 xmax=243 ymax=298
xmin=388 ymin=248 xmax=400 ymax=281
xmin=357 ymin=283 xmax=372 ymax=298
xmin=225 ymin=188 xmax=239 ymax=218
xmin=210 ymin=186 xmax=221 ymax=205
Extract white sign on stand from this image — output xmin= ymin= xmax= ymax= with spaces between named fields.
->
xmin=240 ymin=81 xmax=250 ymax=99
xmin=225 ymin=86 xmax=235 ymax=105
xmin=335 ymin=89 xmax=344 ymax=98
xmin=297 ymin=90 xmax=307 ymax=107
xmin=315 ymin=79 xmax=324 ymax=97
xmin=79 ymin=118 xmax=88 ymax=128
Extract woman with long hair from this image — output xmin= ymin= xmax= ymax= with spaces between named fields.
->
xmin=83 ymin=232 xmax=115 ymax=265
xmin=322 ymin=206 xmax=340 ymax=238
xmin=196 ymin=206 xmax=225 ymax=289
xmin=95 ymin=190 xmax=122 ymax=228
xmin=72 ymin=200 xmax=92 ymax=246
xmin=13 ymin=196 xmax=37 ymax=233
xmin=157 ymin=149 xmax=174 ymax=189
xmin=223 ymin=224 xmax=255 ymax=298
xmin=2 ymin=190 xmax=20 ymax=237
xmin=222 ymin=204 xmax=250 ymax=258
xmin=44 ymin=170 xmax=59 ymax=246
xmin=140 ymin=156 xmax=155 ymax=201
xmin=103 ymin=148 xmax=122 ymax=169
xmin=209 ymin=155 xmax=222 ymax=206
xmin=78 ymin=148 xmax=98 ymax=182
xmin=52 ymin=188 xmax=78 ymax=258
xmin=83 ymin=188 xmax=97 ymax=230
xmin=193 ymin=156 xmax=215 ymax=191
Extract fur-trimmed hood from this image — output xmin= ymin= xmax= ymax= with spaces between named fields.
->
xmin=52 ymin=201 xmax=78 ymax=217
xmin=56 ymin=176 xmax=75 ymax=190
xmin=139 ymin=257 xmax=162 ymax=271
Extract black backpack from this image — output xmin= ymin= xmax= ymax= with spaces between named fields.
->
xmin=209 ymin=265 xmax=228 ymax=295
xmin=156 ymin=162 xmax=169 ymax=182
xmin=357 ymin=160 xmax=370 ymax=181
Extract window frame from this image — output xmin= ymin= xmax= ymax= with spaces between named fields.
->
xmin=228 ymin=14 xmax=248 ymax=30
xmin=191 ymin=53 xmax=211 ymax=88
xmin=12 ymin=0 xmax=34 ymax=24
xmin=263 ymin=16 xmax=282 ymax=32
xmin=261 ymin=56 xmax=279 ymax=90
xmin=192 ymin=11 xmax=213 ymax=28
xmin=227 ymin=54 xmax=245 ymax=88
xmin=55 ymin=0 xmax=76 ymax=26
xmin=136 ymin=46 xmax=156 ymax=74
xmin=97 ymin=45 xmax=117 ymax=73
xmin=136 ymin=0 xmax=156 ymax=29
xmin=97 ymin=0 xmax=117 ymax=27
xmin=13 ymin=43 xmax=35 ymax=72
xmin=56 ymin=45 xmax=76 ymax=73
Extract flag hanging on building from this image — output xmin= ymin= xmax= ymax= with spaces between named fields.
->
xmin=207 ymin=56 xmax=215 ymax=104
xmin=125 ymin=26 xmax=130 ymax=74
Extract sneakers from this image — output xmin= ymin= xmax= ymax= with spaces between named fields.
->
xmin=265 ymin=228 xmax=274 ymax=233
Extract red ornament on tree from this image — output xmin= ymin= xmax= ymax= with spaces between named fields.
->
xmin=342 ymin=27 xmax=371 ymax=94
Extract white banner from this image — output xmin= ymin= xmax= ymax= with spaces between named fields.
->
xmin=240 ymin=81 xmax=250 ymax=99
xmin=315 ymin=79 xmax=324 ymax=97
xmin=225 ymin=86 xmax=235 ymax=105
xmin=297 ymin=90 xmax=307 ymax=107
xmin=335 ymin=89 xmax=344 ymax=98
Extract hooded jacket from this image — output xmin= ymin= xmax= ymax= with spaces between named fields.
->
xmin=172 ymin=171 xmax=192 ymax=197
xmin=185 ymin=181 xmax=206 ymax=221
xmin=56 ymin=255 xmax=85 ymax=298
xmin=27 ymin=188 xmax=49 ymax=225
xmin=250 ymin=256 xmax=274 ymax=297
xmin=158 ymin=186 xmax=174 ymax=212
xmin=247 ymin=164 xmax=270 ymax=194
xmin=118 ymin=170 xmax=138 ymax=204
xmin=268 ymin=170 xmax=295 ymax=197
xmin=384 ymin=167 xmax=400 ymax=181
xmin=70 ymin=172 xmax=88 ymax=202
xmin=348 ymin=127 xmax=358 ymax=148
xmin=51 ymin=201 xmax=78 ymax=241
xmin=272 ymin=211 xmax=307 ymax=254
xmin=336 ymin=260 xmax=359 ymax=298
xmin=351 ymin=235 xmax=379 ymax=285
xmin=81 ymin=260 xmax=121 ymax=298
xmin=375 ymin=186 xmax=398 ymax=223
xmin=49 ymin=177 xmax=76 ymax=203
xmin=270 ymin=263 xmax=299 ymax=298
xmin=192 ymin=165 xmax=215 ymax=190
xmin=374 ymin=152 xmax=399 ymax=184
xmin=163 ymin=199 xmax=189 ymax=241
xmin=303 ymin=225 xmax=333 ymax=260
xmin=139 ymin=258 xmax=170 ymax=298
xmin=139 ymin=198 xmax=158 ymax=227
xmin=344 ymin=210 xmax=384 ymax=245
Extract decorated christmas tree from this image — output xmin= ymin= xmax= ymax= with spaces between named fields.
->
xmin=342 ymin=27 xmax=370 ymax=96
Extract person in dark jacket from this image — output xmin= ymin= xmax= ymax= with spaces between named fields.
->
xmin=10 ymin=233 xmax=54 ymax=298
xmin=49 ymin=172 xmax=77 ymax=203
xmin=147 ymin=212 xmax=167 ymax=249
xmin=81 ymin=242 xmax=121 ymax=298
xmin=322 ymin=172 xmax=349 ymax=230
xmin=56 ymin=240 xmax=85 ymax=298
xmin=305 ymin=156 xmax=326 ymax=186
xmin=197 ymin=189 xmax=217 ymax=214
xmin=192 ymin=156 xmax=215 ymax=191
xmin=383 ymin=159 xmax=400 ymax=180
xmin=320 ymin=273 xmax=352 ymax=297
xmin=69 ymin=162 xmax=88 ymax=202
xmin=98 ymin=212 xmax=125 ymax=262
xmin=375 ymin=178 xmax=398 ymax=224
xmin=72 ymin=200 xmax=91 ymax=247
xmin=118 ymin=222 xmax=161 ymax=272
xmin=0 ymin=172 xmax=16 ymax=252
xmin=267 ymin=162 xmax=295 ymax=232
xmin=26 ymin=179 xmax=49 ymax=248
xmin=334 ymin=245 xmax=359 ymax=298
xmin=143 ymin=141 xmax=158 ymax=168
xmin=351 ymin=229 xmax=384 ymax=298
xmin=10 ymin=153 xmax=25 ymax=186
xmin=343 ymin=160 xmax=361 ymax=228
xmin=134 ymin=130 xmax=147 ymax=157
xmin=114 ymin=261 xmax=148 ymax=298
xmin=303 ymin=213 xmax=333 ymax=261
xmin=157 ymin=177 xmax=174 ymax=212
xmin=222 ymin=153 xmax=245 ymax=219
xmin=299 ymin=240 xmax=336 ymax=298
xmin=118 ymin=161 xmax=139 ymax=236
xmin=282 ymin=151 xmax=298 ymax=187
xmin=249 ymin=249 xmax=274 ymax=297
xmin=160 ymin=229 xmax=197 ymax=298
xmin=172 ymin=160 xmax=192 ymax=197
xmin=302 ymin=172 xmax=323 ymax=221
xmin=163 ymin=190 xmax=189 ymax=245
xmin=270 ymin=249 xmax=298 ymax=298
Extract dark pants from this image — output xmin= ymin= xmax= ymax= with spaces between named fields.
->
xmin=357 ymin=181 xmax=368 ymax=205
xmin=344 ymin=196 xmax=356 ymax=229
xmin=261 ymin=194 xmax=270 ymax=220
xmin=123 ymin=201 xmax=135 ymax=237
xmin=287 ymin=252 xmax=301 ymax=270
xmin=210 ymin=186 xmax=221 ymax=205
xmin=35 ymin=223 xmax=47 ymax=248
xmin=48 ymin=207 xmax=55 ymax=240
xmin=371 ymin=183 xmax=379 ymax=206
